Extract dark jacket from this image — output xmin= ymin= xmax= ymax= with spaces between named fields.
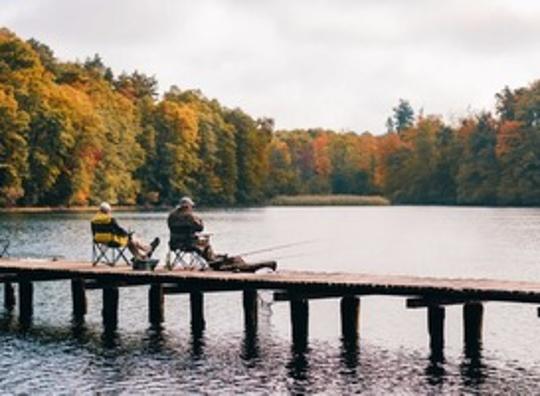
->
xmin=167 ymin=207 xmax=203 ymax=249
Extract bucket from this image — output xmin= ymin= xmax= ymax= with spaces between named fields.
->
xmin=132 ymin=258 xmax=159 ymax=271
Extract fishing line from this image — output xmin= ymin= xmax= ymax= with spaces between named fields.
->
xmin=262 ymin=251 xmax=318 ymax=261
xmin=237 ymin=239 xmax=318 ymax=257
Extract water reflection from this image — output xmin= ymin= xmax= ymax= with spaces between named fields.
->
xmin=143 ymin=326 xmax=167 ymax=355
xmin=190 ymin=322 xmax=206 ymax=358
xmin=70 ymin=318 xmax=88 ymax=343
xmin=461 ymin=341 xmax=486 ymax=388
xmin=101 ymin=328 xmax=120 ymax=349
xmin=425 ymin=352 xmax=446 ymax=387
xmin=0 ymin=310 xmax=14 ymax=332
xmin=241 ymin=328 xmax=259 ymax=362
xmin=340 ymin=336 xmax=360 ymax=371
xmin=286 ymin=349 xmax=310 ymax=395
xmin=16 ymin=315 xmax=32 ymax=332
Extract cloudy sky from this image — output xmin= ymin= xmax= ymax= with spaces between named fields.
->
xmin=1 ymin=0 xmax=540 ymax=133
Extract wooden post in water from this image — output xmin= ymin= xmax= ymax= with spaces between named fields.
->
xmin=463 ymin=302 xmax=483 ymax=352
xmin=340 ymin=296 xmax=360 ymax=341
xmin=18 ymin=280 xmax=33 ymax=322
xmin=102 ymin=287 xmax=119 ymax=330
xmin=190 ymin=291 xmax=205 ymax=331
xmin=149 ymin=284 xmax=164 ymax=325
xmin=290 ymin=298 xmax=309 ymax=351
xmin=427 ymin=305 xmax=445 ymax=354
xmin=4 ymin=282 xmax=15 ymax=310
xmin=243 ymin=289 xmax=258 ymax=336
xmin=71 ymin=279 xmax=87 ymax=320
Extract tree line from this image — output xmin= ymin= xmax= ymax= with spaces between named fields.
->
xmin=1 ymin=29 xmax=540 ymax=207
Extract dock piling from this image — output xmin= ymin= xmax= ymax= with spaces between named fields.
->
xmin=463 ymin=302 xmax=483 ymax=352
xmin=340 ymin=296 xmax=360 ymax=342
xmin=290 ymin=298 xmax=309 ymax=351
xmin=102 ymin=287 xmax=119 ymax=330
xmin=243 ymin=289 xmax=258 ymax=336
xmin=4 ymin=281 xmax=15 ymax=310
xmin=18 ymin=280 xmax=33 ymax=322
xmin=149 ymin=284 xmax=164 ymax=325
xmin=190 ymin=291 xmax=205 ymax=331
xmin=71 ymin=279 xmax=87 ymax=320
xmin=427 ymin=305 xmax=445 ymax=354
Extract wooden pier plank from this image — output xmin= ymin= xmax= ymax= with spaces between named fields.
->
xmin=1 ymin=259 xmax=540 ymax=304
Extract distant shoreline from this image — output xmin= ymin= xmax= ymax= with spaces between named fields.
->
xmin=5 ymin=195 xmax=537 ymax=213
xmin=0 ymin=195 xmax=390 ymax=213
xmin=0 ymin=205 xmax=161 ymax=214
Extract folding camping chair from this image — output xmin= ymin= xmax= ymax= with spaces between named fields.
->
xmin=92 ymin=240 xmax=131 ymax=266
xmin=165 ymin=234 xmax=209 ymax=271
xmin=91 ymin=223 xmax=131 ymax=266
xmin=0 ymin=239 xmax=9 ymax=258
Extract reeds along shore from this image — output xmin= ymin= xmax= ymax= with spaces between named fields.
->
xmin=270 ymin=195 xmax=390 ymax=206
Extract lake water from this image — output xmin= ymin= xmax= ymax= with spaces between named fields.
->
xmin=1 ymin=206 xmax=540 ymax=394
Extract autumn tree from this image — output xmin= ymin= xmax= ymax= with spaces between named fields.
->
xmin=225 ymin=109 xmax=271 ymax=203
xmin=151 ymin=98 xmax=200 ymax=202
xmin=268 ymin=138 xmax=297 ymax=195
xmin=0 ymin=85 xmax=29 ymax=205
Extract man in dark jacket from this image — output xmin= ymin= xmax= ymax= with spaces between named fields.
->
xmin=167 ymin=197 xmax=215 ymax=260
xmin=167 ymin=197 xmax=277 ymax=272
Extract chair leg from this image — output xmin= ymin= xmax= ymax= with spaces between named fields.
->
xmin=93 ymin=244 xmax=108 ymax=266
xmin=110 ymin=249 xmax=117 ymax=266
xmin=106 ymin=247 xmax=116 ymax=267
xmin=176 ymin=251 xmax=185 ymax=269
xmin=166 ymin=250 xmax=207 ymax=270
xmin=198 ymin=255 xmax=208 ymax=270
xmin=118 ymin=247 xmax=130 ymax=266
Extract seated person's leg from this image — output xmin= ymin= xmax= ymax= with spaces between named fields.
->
xmin=129 ymin=235 xmax=160 ymax=260
xmin=196 ymin=238 xmax=216 ymax=261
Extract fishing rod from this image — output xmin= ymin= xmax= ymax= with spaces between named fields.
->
xmin=237 ymin=240 xmax=316 ymax=257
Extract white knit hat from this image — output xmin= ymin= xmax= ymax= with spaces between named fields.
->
xmin=99 ymin=202 xmax=112 ymax=213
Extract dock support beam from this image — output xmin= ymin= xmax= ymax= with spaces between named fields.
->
xmin=340 ymin=296 xmax=360 ymax=342
xmin=71 ymin=279 xmax=87 ymax=320
xmin=243 ymin=290 xmax=258 ymax=336
xmin=290 ymin=299 xmax=309 ymax=351
xmin=190 ymin=291 xmax=205 ymax=331
xmin=102 ymin=287 xmax=119 ymax=330
xmin=18 ymin=280 xmax=33 ymax=323
xmin=149 ymin=284 xmax=164 ymax=326
xmin=4 ymin=282 xmax=15 ymax=310
xmin=463 ymin=302 xmax=483 ymax=352
xmin=428 ymin=305 xmax=445 ymax=355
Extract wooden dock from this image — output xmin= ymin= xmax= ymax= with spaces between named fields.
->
xmin=0 ymin=258 xmax=539 ymax=354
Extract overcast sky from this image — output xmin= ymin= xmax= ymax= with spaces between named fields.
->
xmin=1 ymin=0 xmax=540 ymax=134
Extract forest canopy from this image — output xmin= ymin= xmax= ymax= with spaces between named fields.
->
xmin=1 ymin=28 xmax=540 ymax=207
